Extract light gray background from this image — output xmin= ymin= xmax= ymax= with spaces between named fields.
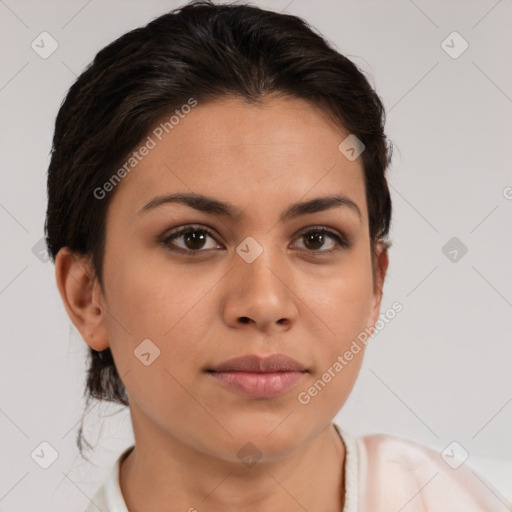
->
xmin=1 ymin=0 xmax=511 ymax=510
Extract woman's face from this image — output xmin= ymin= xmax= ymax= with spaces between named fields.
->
xmin=89 ymin=95 xmax=387 ymax=462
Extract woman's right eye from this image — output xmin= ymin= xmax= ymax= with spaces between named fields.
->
xmin=160 ymin=225 xmax=223 ymax=256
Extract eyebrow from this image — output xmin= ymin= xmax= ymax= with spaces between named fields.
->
xmin=138 ymin=192 xmax=362 ymax=223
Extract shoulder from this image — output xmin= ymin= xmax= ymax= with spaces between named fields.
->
xmin=354 ymin=432 xmax=510 ymax=511
xmin=83 ymin=481 xmax=110 ymax=512
xmin=82 ymin=484 xmax=109 ymax=512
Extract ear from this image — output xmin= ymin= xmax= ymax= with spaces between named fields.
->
xmin=366 ymin=242 xmax=389 ymax=329
xmin=54 ymin=247 xmax=110 ymax=351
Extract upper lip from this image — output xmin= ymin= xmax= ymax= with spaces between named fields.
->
xmin=208 ymin=354 xmax=307 ymax=373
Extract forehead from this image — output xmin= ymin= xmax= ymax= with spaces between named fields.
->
xmin=107 ymin=95 xmax=367 ymax=223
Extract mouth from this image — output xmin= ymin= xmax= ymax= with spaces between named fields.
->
xmin=206 ymin=353 xmax=307 ymax=399
xmin=206 ymin=370 xmax=306 ymax=398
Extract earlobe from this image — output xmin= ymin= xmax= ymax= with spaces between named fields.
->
xmin=54 ymin=247 xmax=110 ymax=351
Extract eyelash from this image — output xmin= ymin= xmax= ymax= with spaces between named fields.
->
xmin=159 ymin=224 xmax=350 ymax=257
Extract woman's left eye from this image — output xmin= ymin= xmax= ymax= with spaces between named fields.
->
xmin=293 ymin=227 xmax=350 ymax=253
xmin=160 ymin=224 xmax=349 ymax=256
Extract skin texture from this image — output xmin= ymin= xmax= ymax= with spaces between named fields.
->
xmin=56 ymin=95 xmax=388 ymax=512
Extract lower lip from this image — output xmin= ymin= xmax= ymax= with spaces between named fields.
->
xmin=208 ymin=371 xmax=305 ymax=398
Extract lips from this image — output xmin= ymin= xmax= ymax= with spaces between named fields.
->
xmin=206 ymin=354 xmax=307 ymax=398
xmin=207 ymin=353 xmax=307 ymax=373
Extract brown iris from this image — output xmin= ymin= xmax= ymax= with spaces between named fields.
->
xmin=183 ymin=229 xmax=208 ymax=250
xmin=303 ymin=231 xmax=325 ymax=250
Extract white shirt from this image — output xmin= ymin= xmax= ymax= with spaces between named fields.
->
xmin=82 ymin=424 xmax=509 ymax=511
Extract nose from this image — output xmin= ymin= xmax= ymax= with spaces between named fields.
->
xmin=222 ymin=245 xmax=299 ymax=334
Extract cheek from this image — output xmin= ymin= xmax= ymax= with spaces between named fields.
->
xmin=296 ymin=352 xmax=365 ymax=427
xmin=99 ymin=266 xmax=214 ymax=423
xmin=300 ymin=252 xmax=373 ymax=408
xmin=315 ymin=253 xmax=374 ymax=343
xmin=297 ymin=270 xmax=371 ymax=417
xmin=101 ymin=253 xmax=218 ymax=384
xmin=104 ymin=247 xmax=212 ymax=336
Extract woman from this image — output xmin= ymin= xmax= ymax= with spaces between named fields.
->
xmin=45 ymin=1 xmax=509 ymax=510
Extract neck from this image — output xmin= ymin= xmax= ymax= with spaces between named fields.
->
xmin=119 ymin=418 xmax=346 ymax=512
